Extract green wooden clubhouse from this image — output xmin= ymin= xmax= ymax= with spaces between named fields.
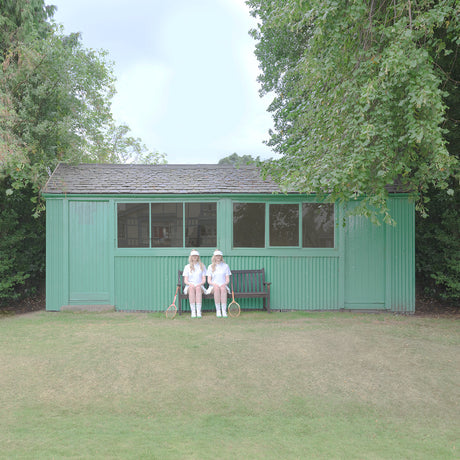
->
xmin=42 ymin=163 xmax=415 ymax=313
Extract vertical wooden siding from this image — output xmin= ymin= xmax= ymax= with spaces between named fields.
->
xmin=114 ymin=255 xmax=339 ymax=311
xmin=344 ymin=205 xmax=386 ymax=309
xmin=46 ymin=200 xmax=65 ymax=311
xmin=227 ymin=256 xmax=339 ymax=310
xmin=387 ymin=198 xmax=415 ymax=313
xmin=68 ymin=201 xmax=110 ymax=303
xmin=114 ymin=256 xmax=180 ymax=311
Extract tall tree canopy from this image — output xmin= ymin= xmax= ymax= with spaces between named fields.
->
xmin=0 ymin=0 xmax=163 ymax=300
xmin=247 ymin=0 xmax=459 ymax=223
xmin=0 ymin=0 xmax=162 ymax=197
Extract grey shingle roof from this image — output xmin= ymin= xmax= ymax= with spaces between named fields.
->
xmin=43 ymin=163 xmax=282 ymax=195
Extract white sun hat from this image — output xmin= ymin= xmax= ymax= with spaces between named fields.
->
xmin=213 ymin=250 xmax=223 ymax=256
xmin=190 ymin=250 xmax=200 ymax=256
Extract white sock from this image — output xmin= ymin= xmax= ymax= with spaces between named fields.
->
xmin=196 ymin=304 xmax=202 ymax=317
xmin=221 ymin=303 xmax=227 ymax=317
xmin=215 ymin=304 xmax=221 ymax=317
xmin=191 ymin=304 xmax=196 ymax=318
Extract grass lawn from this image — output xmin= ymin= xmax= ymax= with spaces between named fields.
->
xmin=0 ymin=311 xmax=458 ymax=459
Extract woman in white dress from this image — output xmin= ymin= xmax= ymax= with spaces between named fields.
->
xmin=183 ymin=250 xmax=206 ymax=318
xmin=207 ymin=249 xmax=231 ymax=317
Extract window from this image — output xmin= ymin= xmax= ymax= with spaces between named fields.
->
xmin=185 ymin=203 xmax=217 ymax=247
xmin=233 ymin=203 xmax=265 ymax=248
xmin=117 ymin=203 xmax=149 ymax=248
xmin=118 ymin=201 xmax=335 ymax=249
xmin=302 ymin=203 xmax=334 ymax=248
xmin=269 ymin=204 xmax=299 ymax=246
xmin=117 ymin=202 xmax=216 ymax=248
xmin=151 ymin=203 xmax=183 ymax=247
xmin=233 ymin=202 xmax=335 ymax=248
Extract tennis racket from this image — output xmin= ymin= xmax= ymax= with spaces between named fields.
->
xmin=165 ymin=286 xmax=179 ymax=319
xmin=228 ymin=282 xmax=241 ymax=318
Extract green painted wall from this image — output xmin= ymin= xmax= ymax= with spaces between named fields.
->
xmin=68 ymin=201 xmax=111 ymax=303
xmin=45 ymin=194 xmax=415 ymax=313
xmin=113 ymin=254 xmax=340 ymax=311
xmin=45 ymin=199 xmax=65 ymax=311
xmin=387 ymin=197 xmax=415 ymax=312
xmin=344 ymin=203 xmax=386 ymax=309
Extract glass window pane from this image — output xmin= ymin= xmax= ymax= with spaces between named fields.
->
xmin=302 ymin=203 xmax=334 ymax=248
xmin=151 ymin=203 xmax=183 ymax=247
xmin=233 ymin=203 xmax=265 ymax=248
xmin=269 ymin=204 xmax=299 ymax=246
xmin=117 ymin=203 xmax=149 ymax=248
xmin=185 ymin=203 xmax=216 ymax=248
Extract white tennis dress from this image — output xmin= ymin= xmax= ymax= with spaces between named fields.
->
xmin=206 ymin=262 xmax=231 ymax=294
xmin=182 ymin=263 xmax=206 ymax=294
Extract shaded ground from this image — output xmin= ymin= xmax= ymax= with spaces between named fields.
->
xmin=1 ymin=288 xmax=458 ymax=317
xmin=414 ymin=293 xmax=459 ymax=318
xmin=0 ymin=290 xmax=46 ymax=316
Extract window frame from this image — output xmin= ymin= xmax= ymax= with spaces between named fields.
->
xmin=150 ymin=202 xmax=184 ymax=248
xmin=268 ymin=202 xmax=301 ymax=248
xmin=184 ymin=202 xmax=217 ymax=249
xmin=232 ymin=202 xmax=266 ymax=249
xmin=301 ymin=202 xmax=335 ymax=249
xmin=115 ymin=200 xmax=219 ymax=251
xmin=114 ymin=197 xmax=337 ymax=254
xmin=231 ymin=200 xmax=336 ymax=250
xmin=117 ymin=202 xmax=150 ymax=248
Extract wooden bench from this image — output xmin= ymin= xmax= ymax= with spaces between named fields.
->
xmin=177 ymin=268 xmax=271 ymax=315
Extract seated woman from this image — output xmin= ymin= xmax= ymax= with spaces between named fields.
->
xmin=207 ymin=249 xmax=231 ymax=317
xmin=182 ymin=249 xmax=206 ymax=318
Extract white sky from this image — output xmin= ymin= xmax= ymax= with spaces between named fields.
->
xmin=49 ymin=0 xmax=275 ymax=164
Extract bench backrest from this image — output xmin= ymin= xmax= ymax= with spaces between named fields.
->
xmin=231 ymin=269 xmax=266 ymax=293
xmin=178 ymin=268 xmax=266 ymax=293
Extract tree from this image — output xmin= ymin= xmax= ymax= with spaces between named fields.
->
xmin=247 ymin=0 xmax=459 ymax=223
xmin=102 ymin=123 xmax=166 ymax=165
xmin=218 ymin=153 xmax=260 ymax=166
xmin=0 ymin=179 xmax=45 ymax=300
xmin=415 ymin=27 xmax=460 ymax=301
xmin=1 ymin=1 xmax=164 ymax=192
xmin=0 ymin=0 xmax=164 ymax=300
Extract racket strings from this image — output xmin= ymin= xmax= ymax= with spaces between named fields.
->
xmin=166 ymin=304 xmax=177 ymax=319
xmin=228 ymin=300 xmax=241 ymax=318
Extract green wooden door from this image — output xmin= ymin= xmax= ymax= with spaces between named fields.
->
xmin=344 ymin=209 xmax=386 ymax=309
xmin=69 ymin=201 xmax=110 ymax=303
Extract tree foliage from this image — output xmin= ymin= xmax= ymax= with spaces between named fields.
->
xmin=248 ymin=0 xmax=460 ymax=300
xmin=218 ymin=152 xmax=260 ymax=166
xmin=1 ymin=1 xmax=163 ymax=195
xmin=415 ymin=25 xmax=460 ymax=301
xmin=415 ymin=181 xmax=460 ymax=300
xmin=0 ymin=0 xmax=163 ymax=300
xmin=0 ymin=178 xmax=45 ymax=300
xmin=247 ymin=0 xmax=459 ymax=223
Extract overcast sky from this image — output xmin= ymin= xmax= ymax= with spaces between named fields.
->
xmin=49 ymin=0 xmax=275 ymax=164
